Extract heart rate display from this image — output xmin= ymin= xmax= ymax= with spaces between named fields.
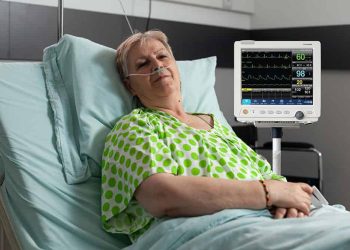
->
xmin=241 ymin=50 xmax=313 ymax=105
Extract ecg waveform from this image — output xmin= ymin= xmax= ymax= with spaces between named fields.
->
xmin=242 ymin=51 xmax=292 ymax=90
xmin=242 ymin=74 xmax=291 ymax=81
xmin=242 ymin=64 xmax=291 ymax=69
xmin=240 ymin=49 xmax=313 ymax=105
xmin=242 ymin=53 xmax=291 ymax=59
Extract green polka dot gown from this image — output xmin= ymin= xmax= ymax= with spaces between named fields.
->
xmin=101 ymin=108 xmax=285 ymax=241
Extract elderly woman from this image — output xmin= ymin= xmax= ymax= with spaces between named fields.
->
xmin=101 ymin=30 xmax=313 ymax=242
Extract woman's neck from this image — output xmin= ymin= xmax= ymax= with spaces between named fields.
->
xmin=143 ymin=97 xmax=187 ymax=120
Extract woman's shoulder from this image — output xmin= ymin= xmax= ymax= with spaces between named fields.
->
xmin=110 ymin=108 xmax=158 ymax=132
xmin=118 ymin=108 xmax=152 ymax=122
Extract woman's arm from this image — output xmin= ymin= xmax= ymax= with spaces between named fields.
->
xmin=135 ymin=173 xmax=313 ymax=218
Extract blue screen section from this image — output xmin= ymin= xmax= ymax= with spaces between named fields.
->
xmin=242 ymin=99 xmax=251 ymax=105
xmin=242 ymin=99 xmax=313 ymax=105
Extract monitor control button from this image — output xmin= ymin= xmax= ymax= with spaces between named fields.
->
xmin=276 ymin=111 xmax=282 ymax=114
xmin=284 ymin=111 xmax=290 ymax=115
xmin=295 ymin=111 xmax=305 ymax=120
xmin=259 ymin=110 xmax=266 ymax=114
xmin=243 ymin=109 xmax=249 ymax=114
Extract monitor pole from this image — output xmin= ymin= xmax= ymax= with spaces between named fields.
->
xmin=272 ymin=127 xmax=283 ymax=175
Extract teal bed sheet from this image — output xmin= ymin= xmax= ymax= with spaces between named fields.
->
xmin=0 ymin=62 xmax=130 ymax=249
xmin=127 ymin=206 xmax=350 ymax=250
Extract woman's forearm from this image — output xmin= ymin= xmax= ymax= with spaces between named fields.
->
xmin=135 ymin=173 xmax=267 ymax=217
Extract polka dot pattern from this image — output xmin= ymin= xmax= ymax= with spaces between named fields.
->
xmin=101 ymin=108 xmax=286 ymax=239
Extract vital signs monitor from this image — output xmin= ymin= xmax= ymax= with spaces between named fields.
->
xmin=234 ymin=41 xmax=321 ymax=126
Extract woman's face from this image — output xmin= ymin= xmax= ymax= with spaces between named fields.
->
xmin=124 ymin=38 xmax=181 ymax=106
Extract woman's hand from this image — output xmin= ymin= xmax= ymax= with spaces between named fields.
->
xmin=271 ymin=207 xmax=307 ymax=219
xmin=266 ymin=180 xmax=313 ymax=215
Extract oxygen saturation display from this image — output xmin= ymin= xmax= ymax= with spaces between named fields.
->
xmin=241 ymin=49 xmax=313 ymax=105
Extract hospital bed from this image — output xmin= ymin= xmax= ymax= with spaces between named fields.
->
xmin=0 ymin=34 xmax=229 ymax=249
xmin=3 ymin=33 xmax=350 ymax=250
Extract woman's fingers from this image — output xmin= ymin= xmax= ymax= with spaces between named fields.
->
xmin=266 ymin=181 xmax=312 ymax=213
xmin=274 ymin=208 xmax=308 ymax=219
xmin=274 ymin=208 xmax=287 ymax=219
xmin=297 ymin=211 xmax=305 ymax=218
xmin=294 ymin=200 xmax=311 ymax=216
xmin=300 ymin=183 xmax=314 ymax=194
xmin=286 ymin=208 xmax=298 ymax=218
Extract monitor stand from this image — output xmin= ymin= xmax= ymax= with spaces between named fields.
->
xmin=272 ymin=127 xmax=283 ymax=175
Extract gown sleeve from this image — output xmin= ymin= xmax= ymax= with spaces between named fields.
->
xmin=101 ymin=111 xmax=179 ymax=235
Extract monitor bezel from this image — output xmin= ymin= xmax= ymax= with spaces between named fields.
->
xmin=234 ymin=41 xmax=321 ymax=123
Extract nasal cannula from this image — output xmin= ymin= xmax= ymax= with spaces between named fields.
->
xmin=126 ymin=65 xmax=170 ymax=78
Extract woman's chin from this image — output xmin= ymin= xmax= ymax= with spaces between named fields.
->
xmin=154 ymin=84 xmax=179 ymax=97
xmin=152 ymin=79 xmax=174 ymax=89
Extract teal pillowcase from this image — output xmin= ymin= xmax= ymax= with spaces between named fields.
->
xmin=43 ymin=35 xmax=230 ymax=184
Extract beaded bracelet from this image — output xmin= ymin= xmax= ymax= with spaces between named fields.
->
xmin=259 ymin=180 xmax=272 ymax=209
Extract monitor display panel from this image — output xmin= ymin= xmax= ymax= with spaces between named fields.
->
xmin=234 ymin=41 xmax=321 ymax=125
xmin=241 ymin=49 xmax=313 ymax=105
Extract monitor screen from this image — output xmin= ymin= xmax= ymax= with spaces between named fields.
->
xmin=234 ymin=41 xmax=321 ymax=125
xmin=241 ymin=49 xmax=313 ymax=105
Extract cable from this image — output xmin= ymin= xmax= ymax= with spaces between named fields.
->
xmin=8 ymin=0 xmax=11 ymax=58
xmin=118 ymin=0 xmax=134 ymax=34
xmin=145 ymin=0 xmax=152 ymax=31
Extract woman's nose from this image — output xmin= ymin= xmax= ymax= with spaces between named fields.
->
xmin=150 ymin=59 xmax=163 ymax=72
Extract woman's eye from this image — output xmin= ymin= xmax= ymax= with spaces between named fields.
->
xmin=158 ymin=54 xmax=168 ymax=59
xmin=137 ymin=61 xmax=148 ymax=69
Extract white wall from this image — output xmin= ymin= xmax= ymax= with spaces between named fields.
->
xmin=252 ymin=0 xmax=350 ymax=29
xmin=161 ymin=0 xmax=254 ymax=14
xmin=215 ymin=68 xmax=235 ymax=125
xmin=3 ymin=0 xmax=254 ymax=29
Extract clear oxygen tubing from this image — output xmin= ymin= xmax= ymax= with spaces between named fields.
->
xmin=118 ymin=0 xmax=135 ymax=35
xmin=126 ymin=65 xmax=171 ymax=78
